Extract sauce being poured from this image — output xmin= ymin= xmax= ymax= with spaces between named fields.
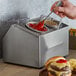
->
xmin=28 ymin=20 xmax=47 ymax=31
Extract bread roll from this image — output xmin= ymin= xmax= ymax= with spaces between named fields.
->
xmin=45 ymin=56 xmax=71 ymax=76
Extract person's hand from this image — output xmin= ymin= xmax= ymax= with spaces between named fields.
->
xmin=51 ymin=0 xmax=76 ymax=19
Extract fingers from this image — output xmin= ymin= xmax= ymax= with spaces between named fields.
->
xmin=58 ymin=7 xmax=64 ymax=13
xmin=51 ymin=1 xmax=59 ymax=11
xmin=56 ymin=12 xmax=65 ymax=18
xmin=54 ymin=7 xmax=64 ymax=13
xmin=61 ymin=0 xmax=69 ymax=6
xmin=51 ymin=0 xmax=66 ymax=18
xmin=62 ymin=0 xmax=68 ymax=1
xmin=54 ymin=7 xmax=65 ymax=18
xmin=61 ymin=0 xmax=68 ymax=1
xmin=58 ymin=13 xmax=66 ymax=18
xmin=51 ymin=0 xmax=66 ymax=11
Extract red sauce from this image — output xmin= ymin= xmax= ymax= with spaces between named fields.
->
xmin=36 ymin=20 xmax=44 ymax=28
xmin=28 ymin=20 xmax=47 ymax=31
xmin=56 ymin=59 xmax=67 ymax=63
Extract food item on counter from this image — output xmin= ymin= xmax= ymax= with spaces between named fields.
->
xmin=69 ymin=59 xmax=76 ymax=72
xmin=44 ymin=19 xmax=59 ymax=26
xmin=45 ymin=56 xmax=71 ymax=76
xmin=28 ymin=20 xmax=48 ymax=32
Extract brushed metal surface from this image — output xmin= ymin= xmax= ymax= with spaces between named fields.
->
xmin=3 ymin=23 xmax=69 ymax=68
